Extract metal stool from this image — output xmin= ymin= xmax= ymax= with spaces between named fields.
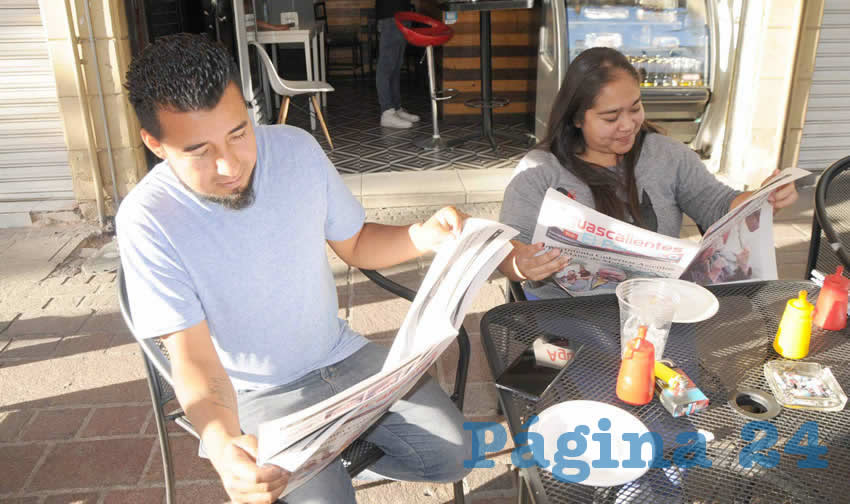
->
xmin=394 ymin=12 xmax=461 ymax=151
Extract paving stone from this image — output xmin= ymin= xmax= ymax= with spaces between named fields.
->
xmin=43 ymin=491 xmax=99 ymax=503
xmin=28 ymin=438 xmax=153 ymax=490
xmin=102 ymin=486 xmax=165 ymax=504
xmin=45 ymin=295 xmax=86 ymax=311
xmin=355 ymin=480 xmax=456 ymax=504
xmin=106 ymin=330 xmax=136 ymax=349
xmin=1 ymin=235 xmax=76 ymax=264
xmin=141 ymin=399 xmax=183 ymax=436
xmin=349 ymin=295 xmax=411 ymax=342
xmin=462 ymin=382 xmax=500 ymax=417
xmin=20 ymin=408 xmax=89 ymax=441
xmin=53 ymin=333 xmax=113 ymax=358
xmin=78 ymin=311 xmax=129 ymax=336
xmin=78 ymin=292 xmax=119 ymax=310
xmin=2 ymin=497 xmax=40 ymax=504
xmin=470 ymin=496 xmax=516 ymax=504
xmin=0 ymin=444 xmax=46 ymax=494
xmin=0 ymin=409 xmax=34 ymax=442
xmin=0 ymin=336 xmax=62 ymax=361
xmin=143 ymin=434 xmax=219 ymax=483
xmin=174 ymin=481 xmax=229 ymax=503
xmin=81 ymin=405 xmax=151 ymax=437
xmin=437 ymin=331 xmax=494 ymax=387
xmin=48 ymin=379 xmax=150 ymax=407
xmin=5 ymin=310 xmax=93 ymax=338
xmin=465 ymin=463 xmax=516 ymax=494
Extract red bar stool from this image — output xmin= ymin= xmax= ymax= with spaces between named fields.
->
xmin=395 ymin=12 xmax=461 ymax=150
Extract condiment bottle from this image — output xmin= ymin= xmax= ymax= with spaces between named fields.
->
xmin=814 ymin=266 xmax=849 ymax=331
xmin=773 ymin=290 xmax=815 ymax=359
xmin=617 ymin=326 xmax=656 ymax=405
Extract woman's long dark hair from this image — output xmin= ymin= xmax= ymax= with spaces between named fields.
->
xmin=540 ymin=47 xmax=661 ymax=223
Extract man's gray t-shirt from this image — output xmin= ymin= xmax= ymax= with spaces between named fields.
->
xmin=117 ymin=125 xmax=367 ymax=391
xmin=499 ymin=133 xmax=740 ymax=298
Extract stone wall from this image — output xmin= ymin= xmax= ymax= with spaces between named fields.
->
xmin=40 ymin=0 xmax=147 ymax=219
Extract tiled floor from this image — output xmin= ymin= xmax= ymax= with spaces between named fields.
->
xmin=281 ymin=78 xmax=534 ymax=174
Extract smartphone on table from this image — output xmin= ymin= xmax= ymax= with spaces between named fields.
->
xmin=495 ymin=334 xmax=581 ymax=401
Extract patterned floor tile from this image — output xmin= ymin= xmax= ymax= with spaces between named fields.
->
xmin=273 ymin=80 xmax=532 ymax=173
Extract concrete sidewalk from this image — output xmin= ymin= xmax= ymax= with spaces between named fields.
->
xmin=0 ymin=196 xmax=815 ymax=504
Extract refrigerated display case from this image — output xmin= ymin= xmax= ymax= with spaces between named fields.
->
xmin=535 ymin=0 xmax=742 ymax=159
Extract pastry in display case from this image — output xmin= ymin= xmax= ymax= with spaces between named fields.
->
xmin=535 ymin=0 xmax=742 ymax=157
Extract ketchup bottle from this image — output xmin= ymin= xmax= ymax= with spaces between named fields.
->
xmin=814 ymin=266 xmax=849 ymax=331
xmin=616 ymin=326 xmax=656 ymax=405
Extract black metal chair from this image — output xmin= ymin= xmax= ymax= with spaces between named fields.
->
xmin=118 ymin=267 xmax=468 ymax=503
xmin=807 ymin=155 xmax=850 ymax=276
xmin=506 ymin=278 xmax=527 ymax=303
xmin=314 ymin=1 xmax=363 ymax=79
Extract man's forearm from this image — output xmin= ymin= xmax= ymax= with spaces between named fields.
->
xmin=342 ymin=222 xmax=422 ymax=269
xmin=172 ymin=361 xmax=242 ymax=464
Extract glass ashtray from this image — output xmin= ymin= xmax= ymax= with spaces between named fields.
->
xmin=763 ymin=361 xmax=848 ymax=412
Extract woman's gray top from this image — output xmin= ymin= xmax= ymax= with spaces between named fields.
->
xmin=499 ymin=133 xmax=741 ymax=299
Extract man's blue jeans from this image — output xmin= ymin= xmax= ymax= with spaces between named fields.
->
xmin=238 ymin=342 xmax=472 ymax=503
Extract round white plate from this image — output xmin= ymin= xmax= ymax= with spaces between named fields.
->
xmin=661 ymin=279 xmax=719 ymax=323
xmin=529 ymin=400 xmax=654 ymax=487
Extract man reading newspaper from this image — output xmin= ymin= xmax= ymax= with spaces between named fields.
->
xmin=118 ymin=34 xmax=471 ymax=503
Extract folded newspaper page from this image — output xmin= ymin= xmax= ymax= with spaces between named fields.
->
xmin=531 ymin=167 xmax=810 ymax=296
xmin=257 ymin=219 xmax=517 ymax=496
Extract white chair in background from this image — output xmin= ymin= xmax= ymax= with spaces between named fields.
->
xmin=249 ymin=41 xmax=335 ymax=150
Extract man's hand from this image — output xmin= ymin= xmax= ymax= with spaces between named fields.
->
xmin=512 ymin=242 xmax=571 ymax=282
xmin=409 ymin=206 xmax=469 ymax=252
xmin=763 ymin=169 xmax=798 ymax=212
xmin=214 ymin=434 xmax=289 ymax=504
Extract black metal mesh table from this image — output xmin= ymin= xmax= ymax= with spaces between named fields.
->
xmin=480 ymin=281 xmax=850 ymax=504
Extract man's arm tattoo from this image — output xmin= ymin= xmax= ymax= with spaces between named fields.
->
xmin=209 ymin=376 xmax=236 ymax=410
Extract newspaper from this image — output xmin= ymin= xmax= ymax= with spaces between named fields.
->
xmin=256 ymin=219 xmax=517 ymax=496
xmin=531 ymin=167 xmax=810 ymax=296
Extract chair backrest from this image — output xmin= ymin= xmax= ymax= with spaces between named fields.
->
xmin=249 ymin=41 xmax=310 ymax=98
xmin=117 ymin=268 xmax=177 ymax=401
xmin=314 ymin=1 xmax=327 ymax=23
xmin=808 ymin=156 xmax=850 ymax=274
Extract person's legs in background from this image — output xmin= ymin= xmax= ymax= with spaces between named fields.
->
xmin=391 ymin=31 xmax=419 ymax=124
xmin=376 ymin=18 xmax=412 ymax=128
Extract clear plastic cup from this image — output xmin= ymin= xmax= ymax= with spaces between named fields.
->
xmin=615 ymin=279 xmax=680 ymax=360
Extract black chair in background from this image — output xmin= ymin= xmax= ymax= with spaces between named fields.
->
xmin=807 ymin=155 xmax=850 ymax=276
xmin=119 ymin=267 xmax=469 ymax=503
xmin=506 ymin=278 xmax=527 ymax=303
xmin=314 ymin=1 xmax=363 ymax=79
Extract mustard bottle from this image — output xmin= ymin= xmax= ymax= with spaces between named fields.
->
xmin=773 ymin=290 xmax=814 ymax=359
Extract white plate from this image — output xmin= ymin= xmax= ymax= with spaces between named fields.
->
xmin=661 ymin=279 xmax=719 ymax=323
xmin=529 ymin=400 xmax=654 ymax=487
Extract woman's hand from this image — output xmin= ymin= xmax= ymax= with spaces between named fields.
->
xmin=214 ymin=434 xmax=289 ymax=504
xmin=511 ymin=242 xmax=571 ymax=282
xmin=762 ymin=169 xmax=798 ymax=212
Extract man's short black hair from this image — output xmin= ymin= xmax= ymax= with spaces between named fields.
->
xmin=125 ymin=33 xmax=242 ymax=139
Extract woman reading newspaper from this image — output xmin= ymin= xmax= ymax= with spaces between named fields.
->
xmin=498 ymin=47 xmax=798 ymax=300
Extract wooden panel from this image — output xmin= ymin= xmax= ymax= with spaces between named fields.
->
xmin=444 ymin=80 xmax=534 ymax=92
xmin=444 ymin=56 xmax=535 ymax=70
xmin=441 ymin=7 xmax=538 ymax=118
xmin=443 ymin=102 xmax=530 ymax=115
